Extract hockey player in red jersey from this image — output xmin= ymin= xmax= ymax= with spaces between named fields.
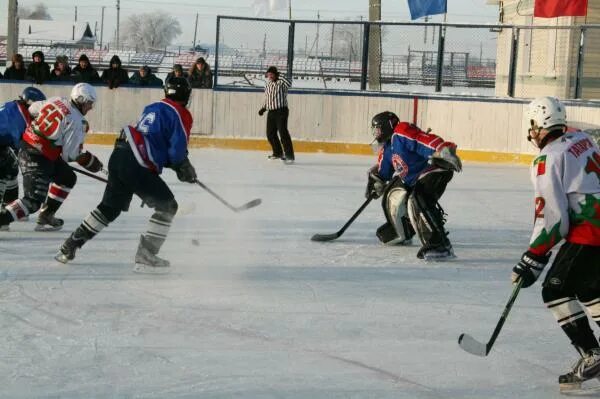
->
xmin=510 ymin=97 xmax=600 ymax=391
xmin=0 ymin=83 xmax=102 ymax=231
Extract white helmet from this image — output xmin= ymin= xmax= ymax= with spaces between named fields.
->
xmin=70 ymin=83 xmax=97 ymax=105
xmin=527 ymin=96 xmax=567 ymax=129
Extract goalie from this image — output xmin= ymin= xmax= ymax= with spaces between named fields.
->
xmin=366 ymin=112 xmax=462 ymax=260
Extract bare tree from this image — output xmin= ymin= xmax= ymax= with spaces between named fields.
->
xmin=19 ymin=3 xmax=52 ymax=20
xmin=121 ymin=12 xmax=182 ymax=52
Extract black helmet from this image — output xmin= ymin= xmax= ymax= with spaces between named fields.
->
xmin=165 ymin=77 xmax=192 ymax=105
xmin=19 ymin=87 xmax=46 ymax=106
xmin=371 ymin=111 xmax=399 ymax=143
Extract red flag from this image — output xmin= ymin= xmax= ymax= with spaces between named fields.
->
xmin=534 ymin=0 xmax=588 ymax=18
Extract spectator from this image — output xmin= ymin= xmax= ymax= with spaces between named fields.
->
xmin=100 ymin=55 xmax=130 ymax=89
xmin=130 ymin=65 xmax=163 ymax=87
xmin=50 ymin=55 xmax=73 ymax=82
xmin=72 ymin=54 xmax=100 ymax=83
xmin=165 ymin=64 xmax=187 ymax=85
xmin=188 ymin=57 xmax=213 ymax=89
xmin=4 ymin=54 xmax=26 ymax=81
xmin=25 ymin=50 xmax=51 ymax=84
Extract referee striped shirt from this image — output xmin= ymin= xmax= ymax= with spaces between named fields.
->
xmin=263 ymin=76 xmax=291 ymax=111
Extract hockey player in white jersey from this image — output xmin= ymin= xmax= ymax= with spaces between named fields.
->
xmin=510 ymin=97 xmax=600 ymax=391
xmin=0 ymin=83 xmax=102 ymax=231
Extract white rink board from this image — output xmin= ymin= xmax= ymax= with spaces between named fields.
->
xmin=0 ymin=146 xmax=579 ymax=398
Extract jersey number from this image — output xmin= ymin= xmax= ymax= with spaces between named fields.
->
xmin=137 ymin=112 xmax=156 ymax=135
xmin=586 ymin=152 xmax=600 ymax=181
xmin=35 ymin=103 xmax=66 ymax=138
xmin=535 ymin=197 xmax=545 ymax=220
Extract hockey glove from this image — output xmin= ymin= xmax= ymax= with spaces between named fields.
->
xmin=173 ymin=157 xmax=197 ymax=183
xmin=76 ymin=151 xmax=103 ymax=173
xmin=258 ymin=107 xmax=267 ymax=116
xmin=431 ymin=146 xmax=462 ymax=173
xmin=511 ymin=251 xmax=551 ymax=288
xmin=365 ymin=170 xmax=386 ymax=199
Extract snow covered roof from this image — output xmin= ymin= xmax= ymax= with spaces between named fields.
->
xmin=0 ymin=19 xmax=95 ymax=45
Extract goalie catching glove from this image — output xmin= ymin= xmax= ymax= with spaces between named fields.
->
xmin=430 ymin=145 xmax=462 ymax=172
xmin=511 ymin=251 xmax=551 ymax=288
xmin=173 ymin=157 xmax=197 ymax=183
xmin=76 ymin=151 xmax=103 ymax=173
xmin=365 ymin=169 xmax=386 ymax=199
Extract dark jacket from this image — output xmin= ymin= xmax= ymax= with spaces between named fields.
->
xmin=72 ymin=54 xmax=100 ymax=83
xmin=165 ymin=71 xmax=188 ymax=86
xmin=130 ymin=67 xmax=163 ymax=87
xmin=50 ymin=58 xmax=73 ymax=82
xmin=25 ymin=51 xmax=51 ymax=84
xmin=4 ymin=54 xmax=26 ymax=81
xmin=100 ymin=55 xmax=130 ymax=89
xmin=189 ymin=64 xmax=213 ymax=89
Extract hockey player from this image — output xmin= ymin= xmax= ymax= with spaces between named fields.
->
xmin=366 ymin=112 xmax=462 ymax=260
xmin=510 ymin=97 xmax=600 ymax=391
xmin=55 ymin=77 xmax=197 ymax=273
xmin=0 ymin=87 xmax=46 ymax=210
xmin=0 ymin=83 xmax=102 ymax=232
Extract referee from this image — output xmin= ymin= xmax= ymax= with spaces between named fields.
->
xmin=259 ymin=66 xmax=295 ymax=163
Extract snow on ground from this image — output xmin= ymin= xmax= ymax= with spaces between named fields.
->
xmin=0 ymin=146 xmax=582 ymax=398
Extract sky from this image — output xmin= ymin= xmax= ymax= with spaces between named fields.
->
xmin=1 ymin=0 xmax=499 ymax=49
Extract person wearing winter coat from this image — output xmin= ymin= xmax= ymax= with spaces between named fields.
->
xmin=71 ymin=54 xmax=100 ymax=83
xmin=50 ymin=55 xmax=73 ymax=82
xmin=129 ymin=66 xmax=163 ymax=87
xmin=100 ymin=55 xmax=130 ymax=89
xmin=4 ymin=54 xmax=27 ymax=81
xmin=188 ymin=57 xmax=213 ymax=89
xmin=25 ymin=50 xmax=51 ymax=84
xmin=165 ymin=64 xmax=188 ymax=86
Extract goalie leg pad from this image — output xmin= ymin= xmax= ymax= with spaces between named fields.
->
xmin=379 ymin=180 xmax=414 ymax=245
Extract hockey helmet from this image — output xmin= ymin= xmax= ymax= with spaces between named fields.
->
xmin=165 ymin=77 xmax=192 ymax=106
xmin=19 ymin=86 xmax=46 ymax=106
xmin=371 ymin=111 xmax=400 ymax=143
xmin=71 ymin=83 xmax=97 ymax=106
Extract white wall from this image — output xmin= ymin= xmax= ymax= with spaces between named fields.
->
xmin=3 ymin=82 xmax=600 ymax=156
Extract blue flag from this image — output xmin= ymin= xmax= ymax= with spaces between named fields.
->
xmin=407 ymin=0 xmax=447 ymax=20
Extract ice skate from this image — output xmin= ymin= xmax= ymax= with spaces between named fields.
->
xmin=54 ymin=236 xmax=80 ymax=264
xmin=35 ymin=212 xmax=64 ymax=232
xmin=559 ymin=355 xmax=600 ymax=395
xmin=267 ymin=154 xmax=283 ymax=160
xmin=282 ymin=156 xmax=295 ymax=165
xmin=418 ymin=245 xmax=456 ymax=261
xmin=133 ymin=235 xmax=170 ymax=274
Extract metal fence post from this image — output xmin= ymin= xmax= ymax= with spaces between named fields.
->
xmin=435 ymin=23 xmax=445 ymax=92
xmin=214 ymin=16 xmax=221 ymax=88
xmin=360 ymin=22 xmax=371 ymax=91
xmin=507 ymin=27 xmax=518 ymax=98
xmin=287 ymin=21 xmax=295 ymax=80
xmin=575 ymin=27 xmax=586 ymax=99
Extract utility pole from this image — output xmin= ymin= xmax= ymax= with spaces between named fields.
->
xmin=100 ymin=6 xmax=105 ymax=49
xmin=316 ymin=11 xmax=320 ymax=57
xmin=330 ymin=21 xmax=335 ymax=58
xmin=7 ymin=0 xmax=18 ymax=63
xmin=193 ymin=13 xmax=199 ymax=49
xmin=368 ymin=0 xmax=381 ymax=90
xmin=288 ymin=0 xmax=292 ymax=20
xmin=116 ymin=0 xmax=121 ymax=49
xmin=75 ymin=6 xmax=78 ymax=22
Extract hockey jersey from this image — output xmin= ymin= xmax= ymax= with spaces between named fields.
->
xmin=22 ymin=97 xmax=87 ymax=162
xmin=528 ymin=130 xmax=600 ymax=256
xmin=123 ymin=98 xmax=193 ymax=173
xmin=0 ymin=100 xmax=32 ymax=149
xmin=377 ymin=122 xmax=456 ymax=187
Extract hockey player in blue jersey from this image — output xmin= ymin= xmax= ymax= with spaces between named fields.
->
xmin=55 ymin=77 xmax=198 ymax=273
xmin=366 ymin=111 xmax=462 ymax=260
xmin=0 ymin=87 xmax=46 ymax=208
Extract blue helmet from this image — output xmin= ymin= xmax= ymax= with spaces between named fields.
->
xmin=19 ymin=87 xmax=46 ymax=106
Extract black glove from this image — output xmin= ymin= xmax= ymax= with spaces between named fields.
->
xmin=173 ymin=157 xmax=197 ymax=183
xmin=77 ymin=151 xmax=103 ymax=173
xmin=258 ymin=107 xmax=267 ymax=116
xmin=511 ymin=251 xmax=551 ymax=288
xmin=365 ymin=170 xmax=386 ymax=199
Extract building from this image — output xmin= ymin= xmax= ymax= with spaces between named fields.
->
xmin=0 ymin=19 xmax=96 ymax=49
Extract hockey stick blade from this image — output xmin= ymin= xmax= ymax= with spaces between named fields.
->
xmin=310 ymin=232 xmax=341 ymax=242
xmin=458 ymin=333 xmax=489 ymax=357
xmin=235 ymin=198 xmax=262 ymax=212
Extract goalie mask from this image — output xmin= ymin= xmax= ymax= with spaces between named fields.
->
xmin=371 ymin=111 xmax=399 ymax=144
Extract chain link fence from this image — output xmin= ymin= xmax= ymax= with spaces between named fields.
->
xmin=215 ymin=16 xmax=600 ymax=100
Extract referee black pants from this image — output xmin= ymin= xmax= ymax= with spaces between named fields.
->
xmin=266 ymin=107 xmax=294 ymax=159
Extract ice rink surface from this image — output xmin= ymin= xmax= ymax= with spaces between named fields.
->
xmin=0 ymin=146 xmax=585 ymax=398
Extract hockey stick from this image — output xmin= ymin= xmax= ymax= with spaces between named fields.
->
xmin=195 ymin=180 xmax=261 ymax=212
xmin=311 ymin=196 xmax=373 ymax=242
xmin=71 ymin=166 xmax=109 ymax=184
xmin=458 ymin=279 xmax=524 ymax=357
